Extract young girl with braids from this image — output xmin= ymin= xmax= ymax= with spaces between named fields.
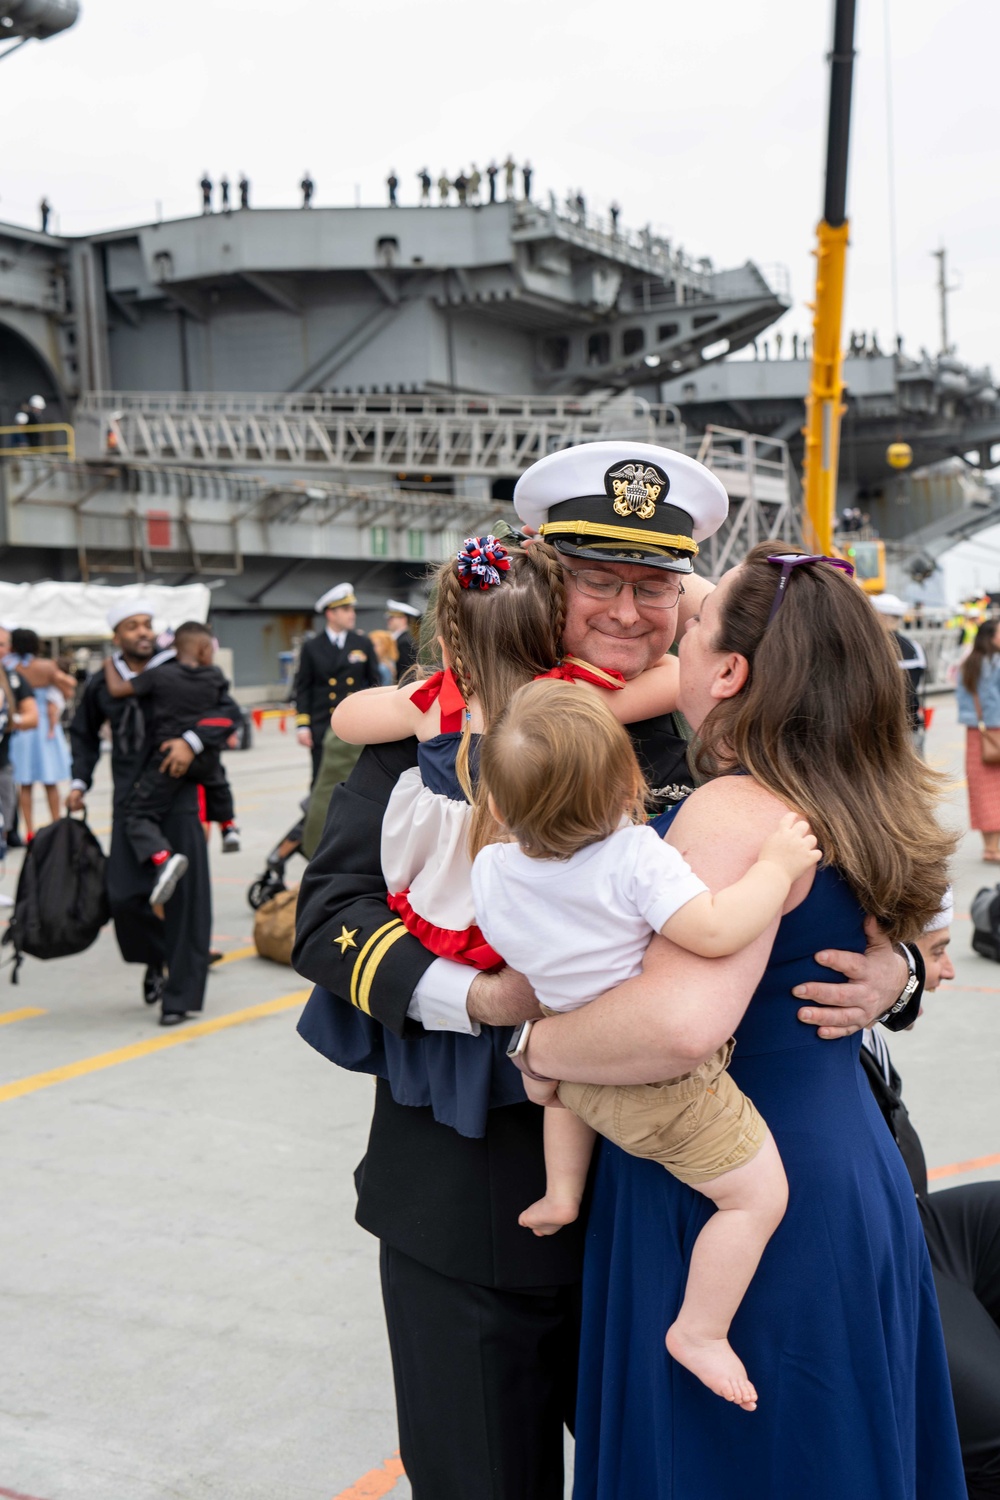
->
xmin=331 ymin=535 xmax=682 ymax=967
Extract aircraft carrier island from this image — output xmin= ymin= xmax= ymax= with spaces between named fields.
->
xmin=0 ymin=197 xmax=997 ymax=683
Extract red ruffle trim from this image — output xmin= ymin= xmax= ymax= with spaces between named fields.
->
xmin=387 ymin=888 xmax=503 ymax=971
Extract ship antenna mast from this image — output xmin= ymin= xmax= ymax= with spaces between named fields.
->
xmin=932 ymin=247 xmax=959 ymax=356
xmin=802 ymin=0 xmax=857 ymax=555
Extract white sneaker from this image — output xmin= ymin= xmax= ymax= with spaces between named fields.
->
xmin=149 ymin=852 xmax=189 ymax=906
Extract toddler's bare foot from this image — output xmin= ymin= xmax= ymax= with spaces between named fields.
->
xmin=518 ymin=1195 xmax=581 ymax=1237
xmin=665 ymin=1322 xmax=758 ymax=1412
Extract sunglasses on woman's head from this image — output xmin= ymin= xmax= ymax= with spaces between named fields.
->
xmin=765 ymin=554 xmax=856 ymax=626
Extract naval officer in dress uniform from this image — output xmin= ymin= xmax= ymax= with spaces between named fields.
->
xmin=293 ymin=443 xmax=919 ymax=1500
xmin=295 ymin=584 xmax=380 ymax=784
xmin=384 ymin=599 xmax=420 ymax=676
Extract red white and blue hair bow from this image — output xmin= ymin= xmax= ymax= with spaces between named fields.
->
xmin=456 ymin=535 xmax=511 ymax=590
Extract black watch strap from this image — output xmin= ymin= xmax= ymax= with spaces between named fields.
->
xmin=880 ymin=942 xmax=925 ymax=1032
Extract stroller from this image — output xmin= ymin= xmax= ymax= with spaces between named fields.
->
xmin=247 ymin=796 xmax=309 ymax=910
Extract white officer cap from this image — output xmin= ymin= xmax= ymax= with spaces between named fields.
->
xmin=386 ymin=599 xmax=421 ymax=618
xmin=27 ymin=395 xmax=46 ymax=411
xmin=513 ymin=440 xmax=728 ymax=573
xmin=924 ymin=887 xmax=953 ymax=933
xmin=315 ymin=583 xmax=357 ymax=612
xmin=106 ymin=598 xmax=156 ymax=632
xmin=871 ymin=593 xmax=906 ymax=617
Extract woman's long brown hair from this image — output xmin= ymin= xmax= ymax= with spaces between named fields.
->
xmin=960 ymin=621 xmax=1000 ymax=696
xmin=694 ymin=542 xmax=954 ymax=942
xmin=433 ymin=539 xmax=566 ymax=853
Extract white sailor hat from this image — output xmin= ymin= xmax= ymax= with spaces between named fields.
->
xmin=513 ymin=440 xmax=729 ymax=573
xmin=315 ymin=583 xmax=357 ymax=612
xmin=106 ymin=597 xmax=156 ymax=632
xmin=924 ymin=886 xmax=953 ymax=933
xmin=386 ymin=598 xmax=421 ymax=618
xmin=871 ymin=593 xmax=907 ymax=618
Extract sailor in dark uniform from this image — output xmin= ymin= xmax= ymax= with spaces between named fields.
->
xmin=293 ymin=444 xmax=921 ymax=1500
xmin=862 ymin=896 xmax=1000 ymax=1500
xmin=294 ymin=584 xmax=380 ymax=784
xmin=384 ymin=598 xmax=420 ymax=677
xmin=68 ymin=600 xmax=242 ymax=1024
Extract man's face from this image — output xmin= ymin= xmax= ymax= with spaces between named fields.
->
xmin=560 ymin=558 xmax=682 ymax=681
xmin=326 ymin=605 xmax=356 ymax=632
xmin=915 ymin=925 xmax=955 ymax=991
xmin=114 ymin=614 xmax=155 ymax=661
xmin=386 ymin=612 xmax=407 ymax=634
xmin=0 ymin=630 xmax=10 ymax=659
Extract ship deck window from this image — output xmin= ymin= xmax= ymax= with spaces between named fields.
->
xmin=622 ymin=328 xmax=645 ymax=356
xmin=658 ymin=322 xmax=679 ymax=342
xmin=541 ymin=336 xmax=570 ymax=371
xmin=692 ymin=313 xmax=718 ymax=330
xmin=587 ymin=332 xmax=610 ymax=365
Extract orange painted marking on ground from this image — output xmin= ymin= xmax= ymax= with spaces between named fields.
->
xmin=331 ymin=1452 xmax=406 ymax=1500
xmin=928 ymin=1150 xmax=1000 ymax=1182
xmin=0 ymin=1008 xmax=45 ymax=1026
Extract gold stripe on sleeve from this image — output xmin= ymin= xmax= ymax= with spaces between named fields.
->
xmin=349 ymin=919 xmax=405 ymax=1014
xmin=355 ymin=924 xmax=411 ymax=1018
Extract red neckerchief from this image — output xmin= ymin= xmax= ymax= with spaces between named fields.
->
xmin=534 ymin=656 xmax=626 ymax=691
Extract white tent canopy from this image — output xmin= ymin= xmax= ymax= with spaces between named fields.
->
xmin=0 ymin=582 xmax=211 ymax=640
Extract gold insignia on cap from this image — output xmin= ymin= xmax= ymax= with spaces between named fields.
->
xmin=606 ymin=462 xmax=668 ymax=521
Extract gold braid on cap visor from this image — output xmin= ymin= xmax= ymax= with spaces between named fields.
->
xmin=540 ymin=519 xmax=699 ymax=557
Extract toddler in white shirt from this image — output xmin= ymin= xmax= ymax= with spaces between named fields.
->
xmin=471 ymin=678 xmax=819 ymax=1411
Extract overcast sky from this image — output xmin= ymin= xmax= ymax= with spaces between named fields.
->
xmin=2 ymin=0 xmax=997 ymax=370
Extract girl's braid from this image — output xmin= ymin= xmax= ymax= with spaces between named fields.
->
xmin=438 ymin=566 xmax=472 ymax=705
xmin=526 ymin=540 xmax=567 ymax=657
xmin=437 ymin=564 xmax=476 ymax=803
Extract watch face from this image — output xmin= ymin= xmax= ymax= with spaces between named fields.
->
xmin=506 ymin=1021 xmax=528 ymax=1058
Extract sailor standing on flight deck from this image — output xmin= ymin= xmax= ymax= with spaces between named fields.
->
xmin=295 ymin=585 xmax=380 ymax=785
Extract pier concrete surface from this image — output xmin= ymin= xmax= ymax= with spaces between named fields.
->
xmin=0 ymin=695 xmax=994 ymax=1500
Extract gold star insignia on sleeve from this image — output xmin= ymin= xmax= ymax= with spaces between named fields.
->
xmin=334 ymin=925 xmax=359 ymax=955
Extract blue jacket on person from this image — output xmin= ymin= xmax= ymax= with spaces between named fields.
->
xmin=956 ymin=654 xmax=1000 ymax=727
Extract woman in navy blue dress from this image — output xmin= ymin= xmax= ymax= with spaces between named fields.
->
xmin=520 ymin=546 xmax=966 ymax=1498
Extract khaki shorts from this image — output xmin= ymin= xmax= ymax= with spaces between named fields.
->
xmin=553 ymin=1035 xmax=766 ymax=1186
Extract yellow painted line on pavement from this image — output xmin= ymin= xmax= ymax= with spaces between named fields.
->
xmin=0 ymin=1007 xmax=45 ymax=1026
xmin=212 ymin=944 xmax=259 ymax=966
xmin=0 ymin=990 xmax=309 ymax=1104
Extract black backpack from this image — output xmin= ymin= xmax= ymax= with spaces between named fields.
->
xmin=970 ymin=884 xmax=1000 ymax=963
xmin=3 ymin=817 xmax=110 ymax=982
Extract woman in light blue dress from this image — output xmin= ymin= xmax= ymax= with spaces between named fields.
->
xmin=9 ymin=629 xmax=75 ymax=836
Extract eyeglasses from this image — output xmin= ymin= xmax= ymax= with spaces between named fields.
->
xmin=765 ymin=553 xmax=855 ymax=625
xmin=562 ymin=566 xmax=685 ymax=610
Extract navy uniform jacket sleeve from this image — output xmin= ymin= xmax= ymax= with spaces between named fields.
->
xmin=295 ymin=640 xmax=316 ymax=729
xmin=292 ymin=738 xmax=438 ymax=1038
xmin=69 ymin=673 xmax=106 ymax=789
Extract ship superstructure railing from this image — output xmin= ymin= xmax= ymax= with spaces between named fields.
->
xmin=74 ymin=392 xmax=686 ymax=475
xmin=0 ymin=420 xmax=799 ymax=582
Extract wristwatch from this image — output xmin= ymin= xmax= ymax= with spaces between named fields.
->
xmin=879 ymin=942 xmax=924 ymax=1026
xmin=506 ymin=1019 xmax=554 ymax=1082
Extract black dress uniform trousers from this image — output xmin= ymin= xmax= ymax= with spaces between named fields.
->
xmin=106 ymin=781 xmax=211 ymax=1016
xmin=921 ymin=1183 xmax=1000 ymax=1500
xmin=380 ymin=1243 xmax=580 ymax=1500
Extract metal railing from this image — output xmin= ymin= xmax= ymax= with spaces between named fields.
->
xmin=75 ymin=393 xmax=685 ymax=475
xmin=0 ymin=423 xmax=75 ymax=459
